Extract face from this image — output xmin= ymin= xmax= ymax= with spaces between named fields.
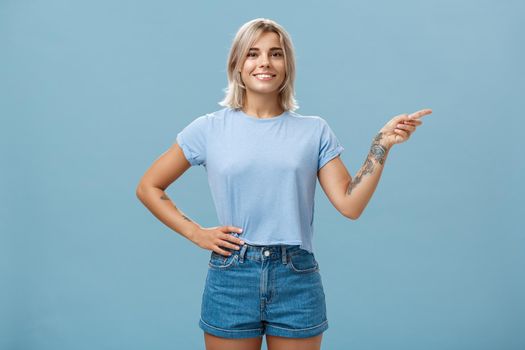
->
xmin=239 ymin=31 xmax=286 ymax=96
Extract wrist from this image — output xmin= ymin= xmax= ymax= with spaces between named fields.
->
xmin=379 ymin=140 xmax=392 ymax=151
xmin=369 ymin=132 xmax=391 ymax=165
xmin=375 ymin=131 xmax=392 ymax=151
xmin=185 ymin=224 xmax=202 ymax=243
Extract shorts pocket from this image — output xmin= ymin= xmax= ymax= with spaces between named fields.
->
xmin=208 ymin=251 xmax=239 ymax=270
xmin=287 ymin=249 xmax=319 ymax=274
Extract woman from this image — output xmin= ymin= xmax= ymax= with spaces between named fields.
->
xmin=136 ymin=18 xmax=431 ymax=350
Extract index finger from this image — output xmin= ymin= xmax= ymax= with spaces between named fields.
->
xmin=408 ymin=109 xmax=432 ymax=119
xmin=223 ymin=226 xmax=243 ymax=234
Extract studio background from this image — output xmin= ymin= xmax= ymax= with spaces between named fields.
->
xmin=1 ymin=0 xmax=523 ymax=349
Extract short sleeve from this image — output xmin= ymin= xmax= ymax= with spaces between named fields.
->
xmin=318 ymin=118 xmax=345 ymax=170
xmin=176 ymin=115 xmax=209 ymax=166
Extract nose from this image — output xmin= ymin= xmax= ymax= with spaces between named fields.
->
xmin=258 ymin=54 xmax=270 ymax=67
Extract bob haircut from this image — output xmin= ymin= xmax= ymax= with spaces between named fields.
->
xmin=218 ymin=18 xmax=299 ymax=112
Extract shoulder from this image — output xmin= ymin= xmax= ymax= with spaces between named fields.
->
xmin=287 ymin=110 xmax=326 ymax=125
xmin=200 ymin=107 xmax=232 ymax=125
xmin=208 ymin=107 xmax=230 ymax=119
xmin=194 ymin=107 xmax=228 ymax=121
xmin=182 ymin=108 xmax=229 ymax=130
xmin=287 ymin=111 xmax=332 ymax=134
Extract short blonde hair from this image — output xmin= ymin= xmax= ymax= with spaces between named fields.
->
xmin=218 ymin=18 xmax=299 ymax=112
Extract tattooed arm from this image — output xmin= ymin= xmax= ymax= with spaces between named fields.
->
xmin=318 ymin=131 xmax=391 ymax=220
xmin=136 ymin=143 xmax=202 ymax=242
xmin=137 ymin=143 xmax=245 ymax=255
xmin=318 ymin=109 xmax=430 ymax=219
xmin=344 ymin=132 xmax=391 ymax=217
xmin=136 ymin=186 xmax=202 ymax=240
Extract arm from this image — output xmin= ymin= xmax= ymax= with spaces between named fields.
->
xmin=344 ymin=132 xmax=391 ymax=218
xmin=136 ymin=143 xmax=201 ymax=242
xmin=318 ymin=109 xmax=430 ymax=219
xmin=318 ymin=132 xmax=391 ymax=220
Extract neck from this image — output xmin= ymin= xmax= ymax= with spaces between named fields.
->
xmin=242 ymin=92 xmax=283 ymax=119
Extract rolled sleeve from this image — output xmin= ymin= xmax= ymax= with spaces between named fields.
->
xmin=175 ymin=115 xmax=209 ymax=167
xmin=318 ymin=118 xmax=345 ymax=170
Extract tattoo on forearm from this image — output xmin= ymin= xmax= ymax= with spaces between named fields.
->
xmin=160 ymin=194 xmax=194 ymax=222
xmin=347 ymin=158 xmax=373 ymax=195
xmin=346 ymin=132 xmax=389 ymax=196
xmin=370 ymin=132 xmax=388 ymax=165
xmin=172 ymin=204 xmax=193 ymax=223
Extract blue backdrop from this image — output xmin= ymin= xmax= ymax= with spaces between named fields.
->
xmin=1 ymin=0 xmax=523 ymax=349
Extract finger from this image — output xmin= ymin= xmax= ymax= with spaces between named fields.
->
xmin=408 ymin=109 xmax=432 ymax=119
xmin=396 ymin=123 xmax=416 ymax=132
xmin=409 ymin=108 xmax=432 ymax=119
xmin=221 ymin=226 xmax=244 ymax=234
xmin=213 ymin=237 xmax=239 ymax=254
xmin=394 ymin=129 xmax=409 ymax=138
xmin=221 ymin=232 xmax=245 ymax=246
xmin=219 ymin=239 xmax=242 ymax=252
xmin=214 ymin=246 xmax=233 ymax=257
xmin=402 ymin=119 xmax=422 ymax=125
xmin=401 ymin=122 xmax=420 ymax=128
xmin=395 ymin=113 xmax=410 ymax=122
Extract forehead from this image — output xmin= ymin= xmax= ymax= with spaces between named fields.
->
xmin=250 ymin=31 xmax=282 ymax=49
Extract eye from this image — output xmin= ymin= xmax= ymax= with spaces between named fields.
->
xmin=247 ymin=51 xmax=283 ymax=58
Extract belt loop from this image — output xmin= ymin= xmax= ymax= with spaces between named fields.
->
xmin=281 ymin=246 xmax=287 ymax=264
xmin=239 ymin=244 xmax=248 ymax=263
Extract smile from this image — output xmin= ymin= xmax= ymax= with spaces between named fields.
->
xmin=253 ymin=74 xmax=276 ymax=81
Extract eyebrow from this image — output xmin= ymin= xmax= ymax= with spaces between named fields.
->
xmin=248 ymin=47 xmax=283 ymax=51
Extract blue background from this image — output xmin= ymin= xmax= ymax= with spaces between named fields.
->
xmin=2 ymin=0 xmax=523 ymax=349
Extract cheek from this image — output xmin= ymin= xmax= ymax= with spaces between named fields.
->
xmin=277 ymin=66 xmax=286 ymax=79
xmin=242 ymin=60 xmax=256 ymax=73
xmin=240 ymin=65 xmax=249 ymax=78
xmin=275 ymin=62 xmax=286 ymax=74
xmin=241 ymin=70 xmax=254 ymax=81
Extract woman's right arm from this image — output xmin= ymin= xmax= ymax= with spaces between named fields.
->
xmin=135 ymin=143 xmax=202 ymax=241
xmin=135 ymin=143 xmax=244 ymax=255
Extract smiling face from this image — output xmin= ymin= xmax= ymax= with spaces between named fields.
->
xmin=239 ymin=31 xmax=286 ymax=98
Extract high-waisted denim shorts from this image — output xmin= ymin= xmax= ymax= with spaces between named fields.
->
xmin=198 ymin=233 xmax=328 ymax=339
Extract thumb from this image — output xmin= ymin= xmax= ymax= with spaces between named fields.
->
xmin=394 ymin=113 xmax=410 ymax=123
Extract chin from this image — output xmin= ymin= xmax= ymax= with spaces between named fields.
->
xmin=247 ymin=83 xmax=284 ymax=95
xmin=250 ymin=88 xmax=281 ymax=95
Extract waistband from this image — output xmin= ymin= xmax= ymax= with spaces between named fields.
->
xmin=227 ymin=232 xmax=303 ymax=264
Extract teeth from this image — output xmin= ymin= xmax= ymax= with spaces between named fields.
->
xmin=255 ymin=74 xmax=274 ymax=78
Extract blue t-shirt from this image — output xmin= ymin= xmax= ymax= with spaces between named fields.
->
xmin=175 ymin=107 xmax=344 ymax=253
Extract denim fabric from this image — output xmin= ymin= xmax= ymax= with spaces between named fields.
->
xmin=199 ymin=233 xmax=328 ymax=339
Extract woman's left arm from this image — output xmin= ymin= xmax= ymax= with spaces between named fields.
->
xmin=317 ymin=109 xmax=432 ymax=220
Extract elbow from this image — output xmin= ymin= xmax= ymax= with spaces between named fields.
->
xmin=136 ymin=183 xmax=166 ymax=202
xmin=346 ymin=214 xmax=359 ymax=221
xmin=135 ymin=184 xmax=146 ymax=200
xmin=342 ymin=208 xmax=362 ymax=220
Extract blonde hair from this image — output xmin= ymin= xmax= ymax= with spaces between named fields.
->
xmin=218 ymin=18 xmax=299 ymax=112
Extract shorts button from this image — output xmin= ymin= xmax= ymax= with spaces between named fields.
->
xmin=263 ymin=250 xmax=270 ymax=257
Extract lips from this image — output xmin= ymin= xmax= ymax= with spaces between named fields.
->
xmin=253 ymin=73 xmax=276 ymax=81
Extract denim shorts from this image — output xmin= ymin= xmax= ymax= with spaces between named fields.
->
xmin=198 ymin=233 xmax=328 ymax=339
